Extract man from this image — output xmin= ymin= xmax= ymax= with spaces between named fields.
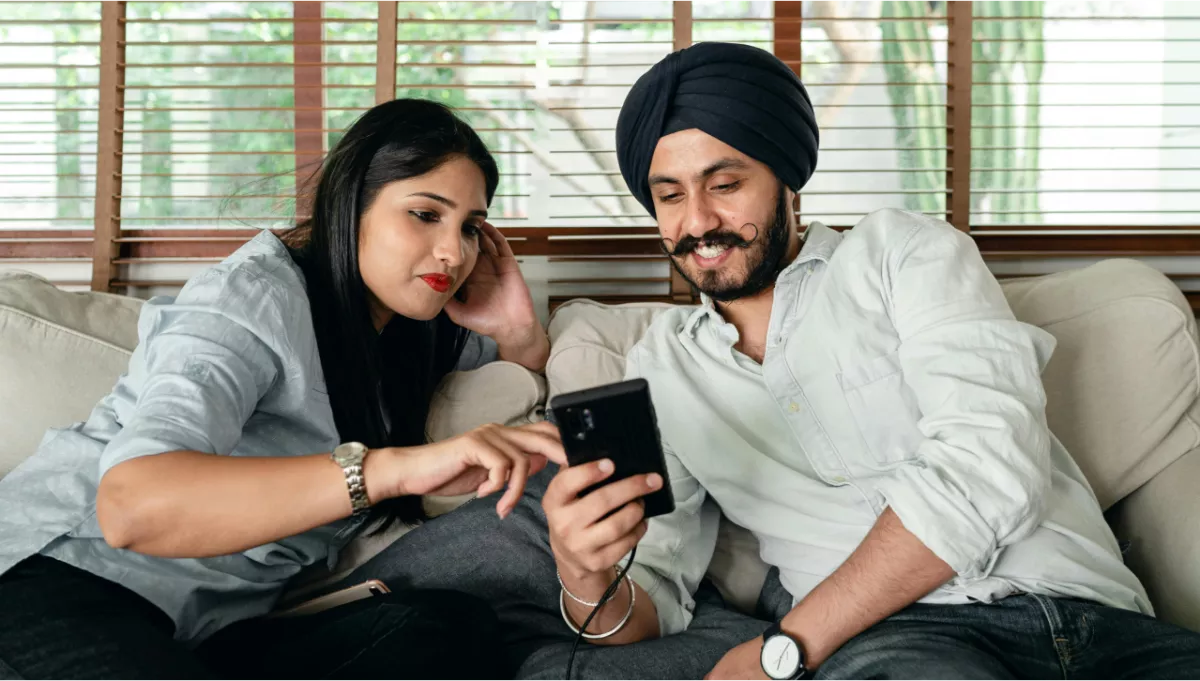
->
xmin=539 ymin=41 xmax=1200 ymax=678
xmin=348 ymin=42 xmax=1200 ymax=679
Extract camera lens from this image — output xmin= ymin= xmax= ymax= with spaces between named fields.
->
xmin=581 ymin=408 xmax=595 ymax=431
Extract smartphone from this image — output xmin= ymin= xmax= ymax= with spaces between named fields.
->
xmin=548 ymin=378 xmax=675 ymax=518
xmin=269 ymin=579 xmax=390 ymax=618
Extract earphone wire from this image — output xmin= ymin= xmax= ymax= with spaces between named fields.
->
xmin=565 ymin=547 xmax=638 ymax=680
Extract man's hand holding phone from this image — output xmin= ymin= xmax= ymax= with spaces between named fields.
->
xmin=544 ymin=458 xmax=663 ymax=584
xmin=543 ymin=458 xmax=664 ymax=647
xmin=542 ymin=379 xmax=672 ymax=646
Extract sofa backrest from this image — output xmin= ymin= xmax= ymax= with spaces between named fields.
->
xmin=0 ymin=273 xmax=144 ymax=477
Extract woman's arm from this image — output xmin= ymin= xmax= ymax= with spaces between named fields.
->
xmin=97 ymin=449 xmax=357 ymax=557
xmin=496 ymin=327 xmax=550 ymax=373
xmin=98 ymin=422 xmax=566 ymax=558
xmin=95 ymin=267 xmax=564 ymax=559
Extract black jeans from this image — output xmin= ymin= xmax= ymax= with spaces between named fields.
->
xmin=0 ymin=555 xmax=506 ymax=680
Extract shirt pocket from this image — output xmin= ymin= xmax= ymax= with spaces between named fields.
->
xmin=838 ymin=351 xmax=924 ymax=468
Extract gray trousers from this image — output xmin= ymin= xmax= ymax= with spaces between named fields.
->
xmin=346 ymin=468 xmax=782 ymax=679
xmin=347 ymin=468 xmax=1200 ymax=680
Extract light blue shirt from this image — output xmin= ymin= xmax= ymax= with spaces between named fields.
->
xmin=0 ymin=231 xmax=495 ymax=643
xmin=624 ymin=209 xmax=1152 ymax=636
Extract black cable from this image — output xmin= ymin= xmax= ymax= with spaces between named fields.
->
xmin=565 ymin=547 xmax=638 ymax=680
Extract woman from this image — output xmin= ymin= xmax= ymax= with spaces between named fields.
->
xmin=0 ymin=99 xmax=564 ymax=679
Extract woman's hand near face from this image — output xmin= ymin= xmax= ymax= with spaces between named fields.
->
xmin=443 ymin=222 xmax=550 ymax=372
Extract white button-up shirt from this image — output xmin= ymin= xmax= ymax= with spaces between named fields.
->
xmin=625 ymin=209 xmax=1151 ymax=636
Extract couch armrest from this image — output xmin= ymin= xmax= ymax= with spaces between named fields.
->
xmin=1111 ymin=446 xmax=1200 ymax=633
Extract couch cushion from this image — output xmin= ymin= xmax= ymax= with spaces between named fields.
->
xmin=1002 ymin=259 xmax=1200 ymax=509
xmin=427 ymin=360 xmax=546 ymax=444
xmin=424 ymin=361 xmax=546 ymax=516
xmin=546 ymin=299 xmax=674 ymax=400
xmin=0 ymin=272 xmax=144 ymax=478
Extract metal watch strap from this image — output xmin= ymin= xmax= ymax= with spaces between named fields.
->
xmin=332 ymin=442 xmax=371 ymax=514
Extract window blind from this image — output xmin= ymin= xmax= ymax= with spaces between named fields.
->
xmin=109 ymin=1 xmax=379 ymax=292
xmin=764 ymin=1 xmax=952 ymax=229
xmin=2 ymin=1 xmax=1199 ymax=311
xmin=0 ymin=2 xmax=102 ymax=289
xmin=969 ymin=1 xmax=1200 ymax=303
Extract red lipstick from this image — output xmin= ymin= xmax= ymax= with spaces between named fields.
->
xmin=420 ymin=273 xmax=452 ymax=293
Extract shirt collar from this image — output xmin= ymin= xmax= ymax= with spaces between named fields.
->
xmin=682 ymin=221 xmax=842 ymax=338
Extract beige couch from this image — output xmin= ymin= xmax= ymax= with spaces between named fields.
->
xmin=2 ymin=259 xmax=1198 ymax=633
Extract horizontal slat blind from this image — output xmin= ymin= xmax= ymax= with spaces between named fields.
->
xmin=387 ymin=2 xmax=678 ymax=306
xmin=0 ymin=2 xmax=101 ymax=288
xmin=688 ymin=1 xmax=951 ymax=228
xmin=537 ymin=1 xmax=676 ymax=303
xmin=111 ymin=1 xmax=378 ymax=290
xmin=2 ymin=1 xmax=1199 ymax=310
xmin=971 ymin=0 xmax=1200 ymax=289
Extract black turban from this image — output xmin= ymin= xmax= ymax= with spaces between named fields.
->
xmin=616 ymin=42 xmax=819 ymax=217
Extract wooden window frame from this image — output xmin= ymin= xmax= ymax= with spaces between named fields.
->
xmin=1 ymin=1 xmax=1197 ymax=298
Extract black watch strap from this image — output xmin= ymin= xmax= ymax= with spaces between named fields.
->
xmin=763 ymin=620 xmax=783 ymax=640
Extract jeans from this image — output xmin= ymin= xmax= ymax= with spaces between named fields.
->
xmin=349 ymin=467 xmax=1200 ymax=679
xmin=0 ymin=554 xmax=506 ymax=679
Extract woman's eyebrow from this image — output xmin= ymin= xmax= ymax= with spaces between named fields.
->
xmin=408 ymin=191 xmax=487 ymax=218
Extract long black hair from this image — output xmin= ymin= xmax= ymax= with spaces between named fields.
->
xmin=284 ymin=99 xmax=500 ymax=527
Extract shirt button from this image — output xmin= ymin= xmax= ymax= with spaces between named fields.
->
xmin=831 ymin=475 xmax=847 ymax=484
xmin=788 ymin=402 xmax=800 ymax=413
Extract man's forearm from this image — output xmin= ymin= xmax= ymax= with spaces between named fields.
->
xmin=559 ymin=567 xmax=660 ymax=645
xmin=779 ymin=507 xmax=955 ymax=667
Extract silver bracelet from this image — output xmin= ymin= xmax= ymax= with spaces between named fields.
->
xmin=559 ymin=573 xmax=636 ymax=640
xmin=557 ymin=568 xmax=616 ymax=608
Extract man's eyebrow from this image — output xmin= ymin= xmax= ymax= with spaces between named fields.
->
xmin=409 ymin=192 xmax=487 ymax=219
xmin=647 ymin=158 xmax=750 ymax=187
xmin=695 ymin=158 xmax=749 ymax=182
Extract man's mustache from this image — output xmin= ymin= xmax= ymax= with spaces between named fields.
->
xmin=660 ymin=224 xmax=761 ymax=258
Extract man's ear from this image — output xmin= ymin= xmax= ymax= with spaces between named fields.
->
xmin=784 ymin=187 xmax=805 ymax=245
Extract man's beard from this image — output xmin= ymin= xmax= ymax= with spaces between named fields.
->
xmin=661 ymin=183 xmax=792 ymax=302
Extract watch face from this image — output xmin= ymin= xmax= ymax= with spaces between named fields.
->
xmin=761 ymin=634 xmax=802 ymax=680
xmin=333 ymin=442 xmax=367 ymax=467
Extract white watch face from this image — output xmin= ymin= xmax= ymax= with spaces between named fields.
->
xmin=761 ymin=634 xmax=802 ymax=680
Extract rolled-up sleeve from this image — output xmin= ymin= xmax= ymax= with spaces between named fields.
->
xmin=99 ymin=270 xmax=283 ymax=477
xmin=623 ymin=348 xmax=720 ymax=636
xmin=875 ymin=219 xmax=1056 ymax=579
xmin=455 ymin=332 xmax=499 ymax=371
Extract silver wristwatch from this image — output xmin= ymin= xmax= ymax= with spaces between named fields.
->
xmin=331 ymin=442 xmax=371 ymax=514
